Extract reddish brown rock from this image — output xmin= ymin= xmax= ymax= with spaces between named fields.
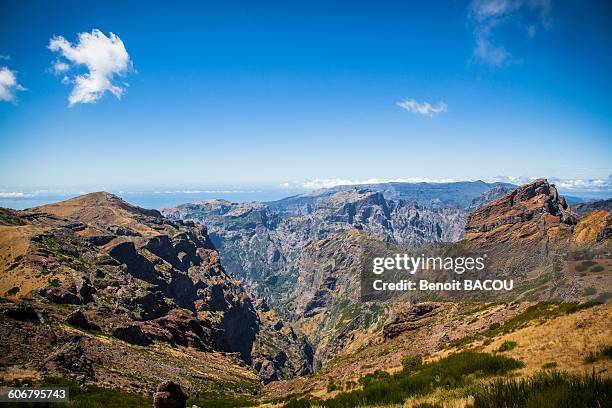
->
xmin=464 ymin=179 xmax=577 ymax=244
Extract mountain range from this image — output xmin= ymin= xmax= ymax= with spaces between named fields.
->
xmin=0 ymin=179 xmax=610 ymax=406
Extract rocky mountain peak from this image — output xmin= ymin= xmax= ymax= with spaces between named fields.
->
xmin=32 ymin=191 xmax=161 ymax=225
xmin=464 ymin=179 xmax=577 ymax=243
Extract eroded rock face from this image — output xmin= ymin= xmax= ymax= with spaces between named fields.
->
xmin=383 ymin=303 xmax=442 ymax=339
xmin=44 ymin=336 xmax=94 ymax=384
xmin=465 ymin=179 xmax=577 ymax=243
xmin=0 ymin=192 xmax=310 ymax=383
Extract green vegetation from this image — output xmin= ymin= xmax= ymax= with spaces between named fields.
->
xmin=473 ymin=370 xmax=612 ymax=408
xmin=590 ymin=265 xmax=605 ymax=272
xmin=327 ymin=380 xmax=339 ymax=392
xmin=496 ymin=340 xmax=518 ymax=353
xmin=575 ymin=260 xmax=596 ymax=272
xmin=401 ymin=355 xmax=423 ymax=372
xmin=583 ymin=287 xmax=597 ymax=296
xmin=542 ymin=362 xmax=558 ymax=370
xmin=186 ymin=392 xmax=255 ymax=408
xmin=9 ymin=377 xmax=151 ymax=407
xmin=284 ymin=352 xmax=523 ymax=408
xmin=4 ymin=286 xmax=19 ymax=296
xmin=48 ymin=278 xmax=61 ymax=288
xmin=448 ymin=302 xmax=600 ymax=348
xmin=185 ymin=376 xmax=259 ymax=407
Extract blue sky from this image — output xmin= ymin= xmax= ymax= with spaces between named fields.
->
xmin=0 ymin=0 xmax=611 ymax=195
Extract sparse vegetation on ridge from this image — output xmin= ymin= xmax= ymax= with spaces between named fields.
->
xmin=284 ymin=352 xmax=523 ymax=407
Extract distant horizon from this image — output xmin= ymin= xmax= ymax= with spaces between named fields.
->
xmin=1 ymin=176 xmax=610 ymax=210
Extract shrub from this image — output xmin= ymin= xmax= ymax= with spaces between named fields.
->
xmin=583 ymin=287 xmax=597 ymax=296
xmin=576 ymin=260 xmax=596 ymax=272
xmin=327 ymin=380 xmax=339 ymax=392
xmin=473 ymin=370 xmax=611 ymax=408
xmin=401 ymin=355 xmax=423 ymax=372
xmin=287 ymin=352 xmax=523 ymax=408
xmin=496 ymin=340 xmax=518 ymax=353
xmin=542 ymin=362 xmax=557 ymax=370
xmin=5 ymin=286 xmax=19 ymax=296
xmin=590 ymin=265 xmax=604 ymax=272
xmin=488 ymin=322 xmax=501 ymax=330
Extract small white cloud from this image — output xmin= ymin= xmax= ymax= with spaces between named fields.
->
xmin=469 ymin=0 xmax=551 ymax=67
xmin=397 ymin=99 xmax=447 ymax=117
xmin=48 ymin=29 xmax=133 ymax=106
xmin=0 ymin=66 xmax=26 ymax=103
xmin=0 ymin=191 xmax=27 ymax=198
xmin=0 ymin=55 xmax=10 ymax=61
xmin=52 ymin=60 xmax=70 ymax=75
xmin=474 ymin=35 xmax=512 ymax=67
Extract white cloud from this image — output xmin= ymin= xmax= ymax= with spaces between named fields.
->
xmin=0 ymin=55 xmax=10 ymax=61
xmin=469 ymin=0 xmax=551 ymax=67
xmin=48 ymin=29 xmax=133 ymax=106
xmin=284 ymin=176 xmax=612 ymax=194
xmin=285 ymin=178 xmax=458 ymax=190
xmin=0 ymin=66 xmax=26 ymax=103
xmin=0 ymin=191 xmax=26 ymax=198
xmin=52 ymin=60 xmax=70 ymax=75
xmin=397 ymin=99 xmax=447 ymax=117
xmin=488 ymin=175 xmax=612 ymax=192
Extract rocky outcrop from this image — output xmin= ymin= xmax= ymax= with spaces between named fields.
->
xmin=44 ymin=336 xmax=94 ymax=384
xmin=152 ymin=381 xmax=187 ymax=408
xmin=66 ymin=309 xmax=101 ymax=331
xmin=383 ymin=303 xmax=442 ymax=339
xmin=1 ymin=302 xmax=40 ymax=323
xmin=465 ymin=179 xmax=577 ymax=243
xmin=112 ymin=323 xmax=152 ymax=346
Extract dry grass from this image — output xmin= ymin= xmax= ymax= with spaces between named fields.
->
xmin=480 ymin=303 xmax=612 ymax=376
xmin=0 ymin=224 xmax=49 ymax=296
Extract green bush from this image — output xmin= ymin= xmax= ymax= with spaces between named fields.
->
xmin=488 ymin=322 xmax=501 ymax=330
xmin=542 ymin=362 xmax=558 ymax=370
xmin=286 ymin=352 xmax=523 ymax=408
xmin=496 ymin=340 xmax=518 ymax=353
xmin=473 ymin=370 xmax=611 ymax=408
xmin=401 ymin=355 xmax=423 ymax=372
xmin=576 ymin=260 xmax=596 ymax=272
xmin=590 ymin=265 xmax=604 ymax=272
xmin=327 ymin=380 xmax=339 ymax=392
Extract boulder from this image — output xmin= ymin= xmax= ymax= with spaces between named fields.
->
xmin=112 ymin=323 xmax=151 ymax=346
xmin=66 ymin=309 xmax=100 ymax=331
xmin=152 ymin=381 xmax=187 ymax=408
xmin=1 ymin=303 xmax=40 ymax=323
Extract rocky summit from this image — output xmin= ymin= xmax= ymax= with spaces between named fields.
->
xmin=465 ymin=179 xmax=578 ymax=243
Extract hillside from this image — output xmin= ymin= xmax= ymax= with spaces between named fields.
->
xmin=0 ymin=193 xmax=312 ymax=404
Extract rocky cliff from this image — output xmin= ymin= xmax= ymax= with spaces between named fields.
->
xmin=464 ymin=179 xmax=578 ymax=243
xmin=0 ymin=192 xmax=311 ymax=395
